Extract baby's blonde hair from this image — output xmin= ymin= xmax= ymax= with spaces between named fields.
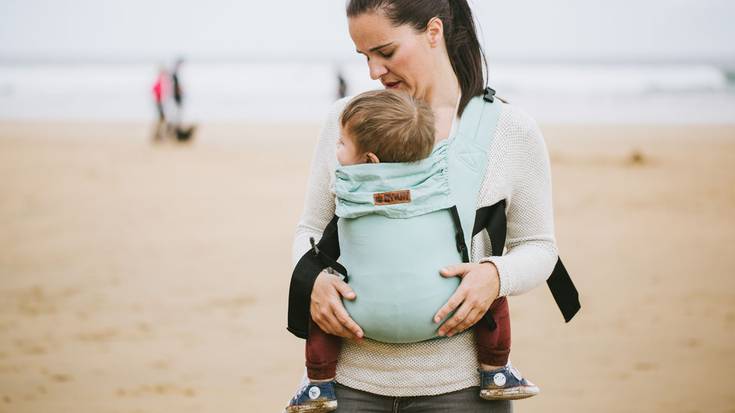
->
xmin=340 ymin=90 xmax=435 ymax=163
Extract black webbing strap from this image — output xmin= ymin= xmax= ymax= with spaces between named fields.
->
xmin=309 ymin=236 xmax=349 ymax=282
xmin=448 ymin=206 xmax=470 ymax=263
xmin=287 ymin=215 xmax=342 ymax=339
xmin=547 ymin=258 xmax=580 ymax=322
xmin=472 ymin=199 xmax=581 ymax=323
xmin=471 ymin=200 xmax=506 ymax=331
xmin=472 ymin=200 xmax=507 ymax=257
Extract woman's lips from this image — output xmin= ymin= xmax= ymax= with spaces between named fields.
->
xmin=384 ymin=81 xmax=401 ymax=89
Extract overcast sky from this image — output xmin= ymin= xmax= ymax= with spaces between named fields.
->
xmin=1 ymin=0 xmax=733 ymax=63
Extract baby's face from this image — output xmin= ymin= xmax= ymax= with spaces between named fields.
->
xmin=336 ymin=127 xmax=366 ymax=166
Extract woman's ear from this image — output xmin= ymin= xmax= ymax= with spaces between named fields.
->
xmin=366 ymin=152 xmax=381 ymax=164
xmin=426 ymin=16 xmax=444 ymax=48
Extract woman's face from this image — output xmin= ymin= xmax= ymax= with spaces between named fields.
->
xmin=348 ymin=11 xmax=437 ymax=101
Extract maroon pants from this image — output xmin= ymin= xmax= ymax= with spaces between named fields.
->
xmin=305 ymin=297 xmax=511 ymax=380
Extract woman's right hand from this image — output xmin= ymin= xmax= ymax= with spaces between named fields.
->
xmin=310 ymin=270 xmax=364 ymax=340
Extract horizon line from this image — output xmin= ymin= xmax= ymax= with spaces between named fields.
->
xmin=1 ymin=53 xmax=734 ymax=67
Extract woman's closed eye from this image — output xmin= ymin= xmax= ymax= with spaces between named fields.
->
xmin=360 ymin=49 xmax=395 ymax=61
xmin=377 ymin=48 xmax=395 ymax=59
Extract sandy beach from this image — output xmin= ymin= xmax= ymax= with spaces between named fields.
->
xmin=1 ymin=121 xmax=734 ymax=413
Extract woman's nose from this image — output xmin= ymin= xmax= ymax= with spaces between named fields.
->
xmin=368 ymin=61 xmax=388 ymax=80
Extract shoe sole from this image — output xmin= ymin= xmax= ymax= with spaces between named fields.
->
xmin=480 ymin=385 xmax=540 ymax=401
xmin=284 ymin=400 xmax=337 ymax=413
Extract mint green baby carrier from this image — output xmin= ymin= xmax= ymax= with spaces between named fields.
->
xmin=334 ymin=93 xmax=502 ymax=343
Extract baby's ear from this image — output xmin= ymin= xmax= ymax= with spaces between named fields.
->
xmin=366 ymin=153 xmax=380 ymax=164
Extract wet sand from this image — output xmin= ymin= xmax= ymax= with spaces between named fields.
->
xmin=0 ymin=121 xmax=734 ymax=412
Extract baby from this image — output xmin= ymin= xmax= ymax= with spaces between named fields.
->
xmin=287 ymin=90 xmax=538 ymax=413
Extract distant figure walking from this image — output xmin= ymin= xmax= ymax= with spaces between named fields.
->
xmin=169 ymin=58 xmax=196 ymax=142
xmin=151 ymin=66 xmax=169 ymax=141
xmin=336 ymin=70 xmax=348 ymax=99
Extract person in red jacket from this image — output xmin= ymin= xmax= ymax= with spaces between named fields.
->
xmin=151 ymin=66 xmax=169 ymax=141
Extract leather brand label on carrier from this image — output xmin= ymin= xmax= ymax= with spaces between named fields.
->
xmin=373 ymin=190 xmax=411 ymax=206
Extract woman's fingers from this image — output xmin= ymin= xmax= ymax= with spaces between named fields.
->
xmin=447 ymin=306 xmax=483 ymax=337
xmin=330 ymin=278 xmax=362 ymax=338
xmin=332 ymin=301 xmax=364 ymax=339
xmin=437 ymin=296 xmax=473 ymax=336
xmin=310 ymin=271 xmax=363 ymax=339
xmin=439 ymin=263 xmax=473 ymax=278
xmin=434 ymin=286 xmax=467 ymax=329
xmin=319 ymin=313 xmax=345 ymax=336
xmin=310 ymin=271 xmax=345 ymax=334
xmin=335 ymin=279 xmax=356 ymax=301
xmin=435 ymin=262 xmax=501 ymax=336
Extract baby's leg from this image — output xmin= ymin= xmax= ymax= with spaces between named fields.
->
xmin=473 ymin=297 xmax=511 ymax=371
xmin=305 ymin=319 xmax=343 ymax=381
xmin=474 ymin=298 xmax=539 ymax=400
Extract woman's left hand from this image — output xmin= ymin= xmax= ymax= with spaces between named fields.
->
xmin=433 ymin=262 xmax=500 ymax=337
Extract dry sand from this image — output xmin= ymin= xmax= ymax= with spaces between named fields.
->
xmin=0 ymin=121 xmax=734 ymax=413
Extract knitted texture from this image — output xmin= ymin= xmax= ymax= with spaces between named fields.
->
xmin=291 ymin=97 xmax=557 ymax=397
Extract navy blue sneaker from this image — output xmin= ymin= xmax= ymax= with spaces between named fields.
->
xmin=479 ymin=363 xmax=540 ymax=400
xmin=285 ymin=380 xmax=337 ymax=413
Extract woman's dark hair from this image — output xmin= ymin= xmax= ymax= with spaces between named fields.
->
xmin=346 ymin=0 xmax=487 ymax=116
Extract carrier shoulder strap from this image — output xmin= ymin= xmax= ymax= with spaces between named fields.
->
xmin=286 ymin=216 xmax=341 ymax=339
xmin=467 ymin=89 xmax=580 ymax=323
xmin=471 ymin=199 xmax=581 ymax=323
xmin=447 ymin=89 xmax=502 ymax=254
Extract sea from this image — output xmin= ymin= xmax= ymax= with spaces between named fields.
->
xmin=1 ymin=59 xmax=734 ymax=124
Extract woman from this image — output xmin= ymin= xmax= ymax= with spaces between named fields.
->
xmin=291 ymin=1 xmax=558 ymax=410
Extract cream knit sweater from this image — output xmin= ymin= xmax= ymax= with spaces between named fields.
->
xmin=291 ymin=96 xmax=558 ymax=396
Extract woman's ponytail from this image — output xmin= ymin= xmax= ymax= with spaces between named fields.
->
xmin=445 ymin=0 xmax=486 ymax=115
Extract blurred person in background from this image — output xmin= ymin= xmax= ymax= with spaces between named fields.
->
xmin=170 ymin=58 xmax=184 ymax=132
xmin=169 ymin=58 xmax=196 ymax=142
xmin=336 ymin=68 xmax=348 ymax=99
xmin=151 ymin=65 xmax=169 ymax=142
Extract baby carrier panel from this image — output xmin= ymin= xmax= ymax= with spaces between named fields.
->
xmin=335 ymin=141 xmax=463 ymax=343
xmin=338 ymin=213 xmax=462 ymax=343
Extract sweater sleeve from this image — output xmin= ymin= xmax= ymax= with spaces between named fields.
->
xmin=291 ymin=98 xmax=351 ymax=266
xmin=481 ymin=107 xmax=558 ymax=297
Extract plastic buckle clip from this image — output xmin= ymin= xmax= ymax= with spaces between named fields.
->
xmin=309 ymin=236 xmax=320 ymax=256
xmin=483 ymin=87 xmax=496 ymax=103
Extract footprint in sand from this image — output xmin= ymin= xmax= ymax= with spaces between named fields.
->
xmin=14 ymin=285 xmax=82 ymax=318
xmin=39 ymin=368 xmax=73 ymax=383
xmin=626 ymin=149 xmax=647 ymax=166
xmin=613 ymin=371 xmax=632 ymax=381
xmin=49 ymin=373 xmax=72 ymax=383
xmin=633 ymin=362 xmax=658 ymax=372
xmin=685 ymin=338 xmax=701 ymax=348
xmin=116 ymin=384 xmax=196 ymax=398
xmin=76 ymin=328 xmax=120 ymax=342
xmin=148 ymin=359 xmax=171 ymax=370
xmin=16 ymin=286 xmax=57 ymax=317
xmin=204 ymin=295 xmax=256 ymax=311
xmin=13 ymin=339 xmax=47 ymax=356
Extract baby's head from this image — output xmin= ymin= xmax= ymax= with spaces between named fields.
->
xmin=337 ymin=90 xmax=435 ymax=166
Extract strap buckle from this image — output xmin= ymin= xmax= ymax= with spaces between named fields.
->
xmin=309 ymin=236 xmax=320 ymax=256
xmin=483 ymin=87 xmax=496 ymax=103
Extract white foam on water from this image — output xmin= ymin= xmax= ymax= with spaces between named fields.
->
xmin=0 ymin=61 xmax=734 ymax=124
